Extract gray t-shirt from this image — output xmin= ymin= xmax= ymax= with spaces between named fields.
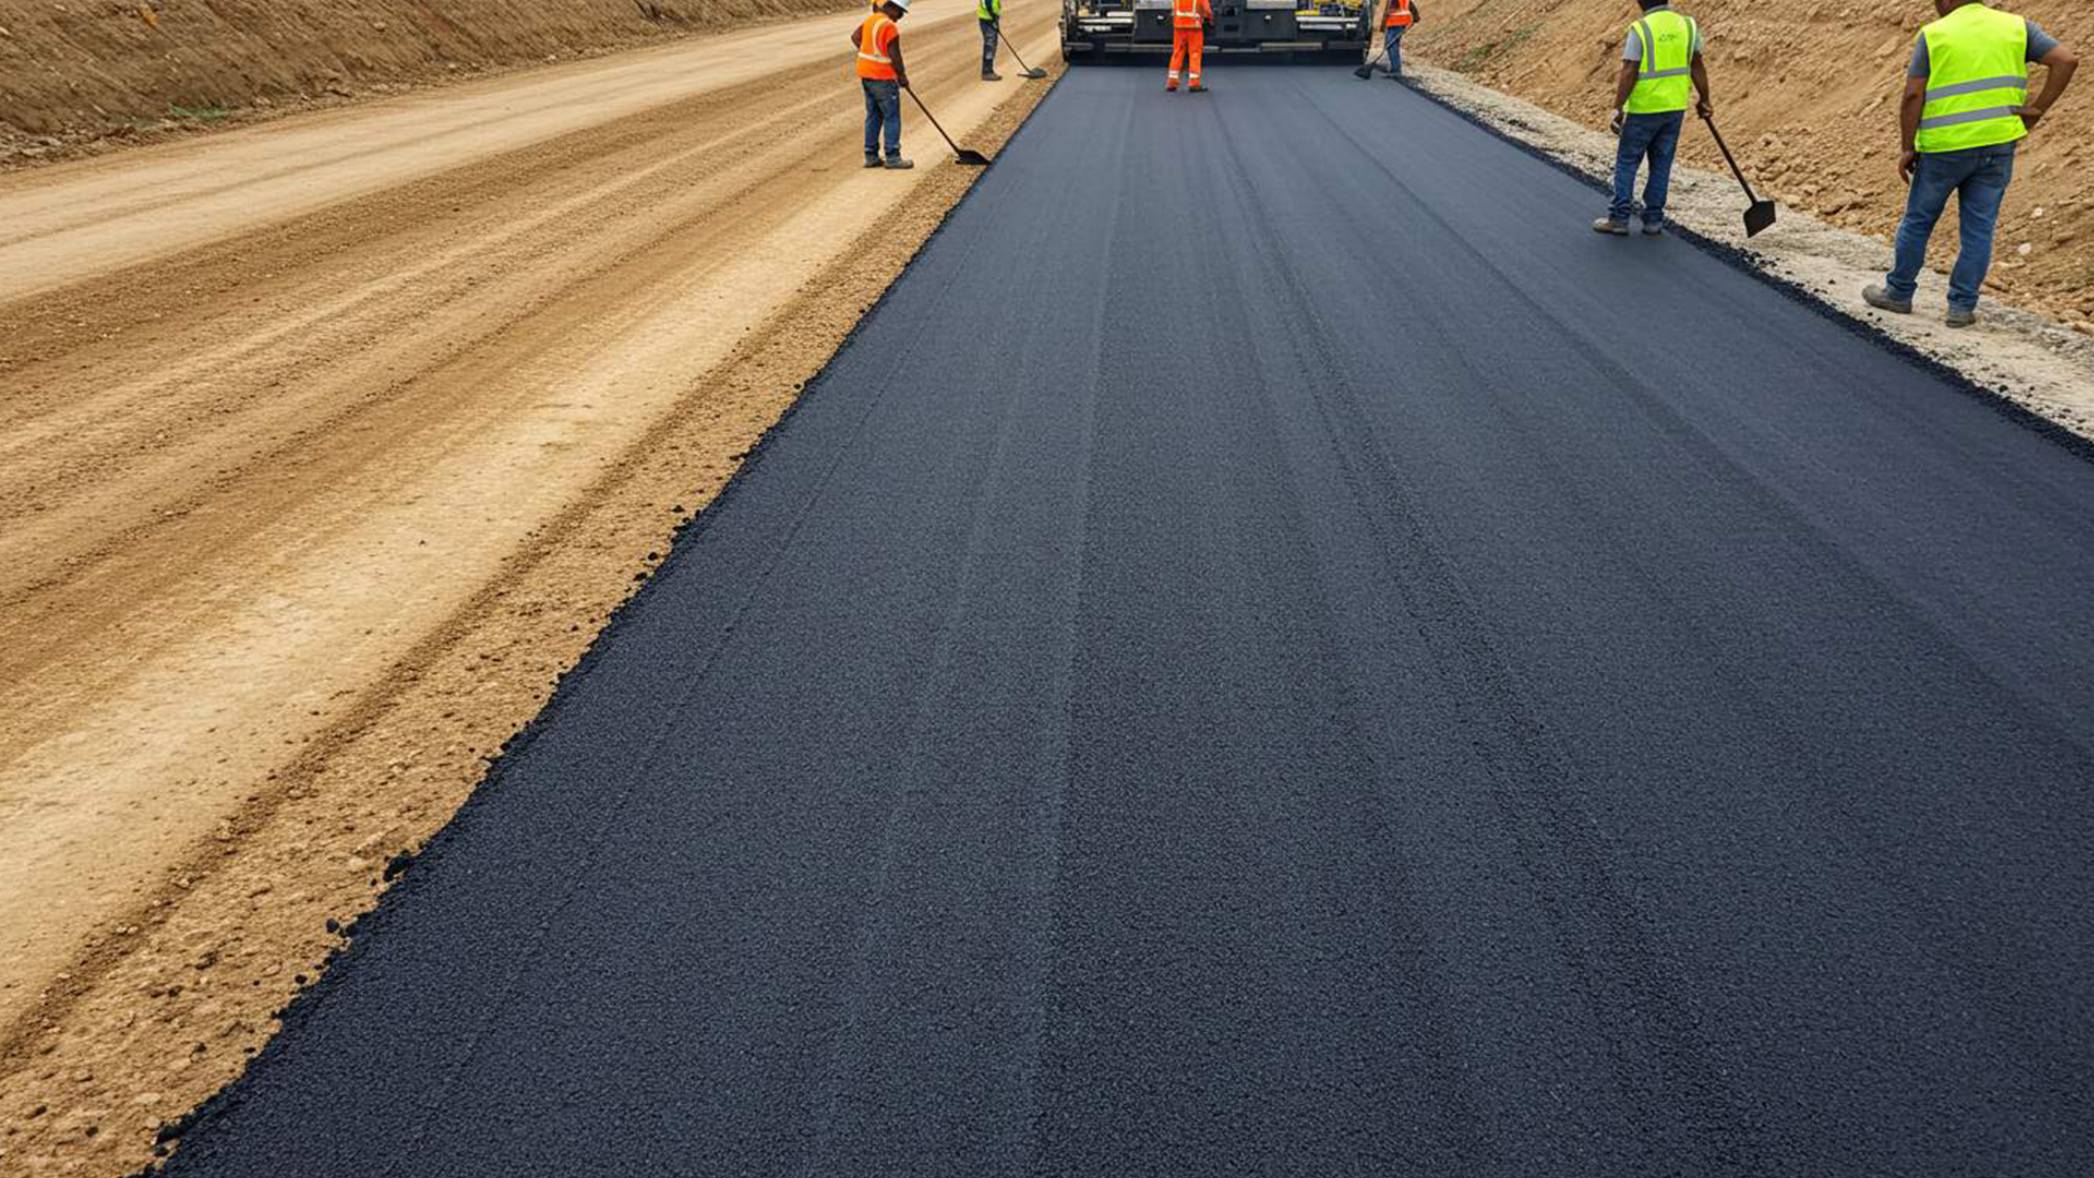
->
xmin=1622 ymin=7 xmax=1704 ymax=62
xmin=1909 ymin=19 xmax=2060 ymax=76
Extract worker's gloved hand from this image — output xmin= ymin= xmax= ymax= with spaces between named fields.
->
xmin=1609 ymin=108 xmax=1625 ymax=134
xmin=1695 ymin=96 xmax=1713 ymax=120
xmin=1898 ymin=148 xmax=1919 ymax=184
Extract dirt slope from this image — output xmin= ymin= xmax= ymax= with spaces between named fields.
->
xmin=1416 ymin=0 xmax=2093 ymax=330
xmin=0 ymin=0 xmax=855 ymax=158
xmin=0 ymin=3 xmax=1063 ymax=1173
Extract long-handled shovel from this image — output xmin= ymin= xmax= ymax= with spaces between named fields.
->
xmin=904 ymin=85 xmax=992 ymax=166
xmin=996 ymin=22 xmax=1049 ymax=79
xmin=1699 ymin=110 xmax=1777 ymax=237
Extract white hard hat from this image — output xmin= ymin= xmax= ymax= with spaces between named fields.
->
xmin=890 ymin=0 xmax=910 ymax=10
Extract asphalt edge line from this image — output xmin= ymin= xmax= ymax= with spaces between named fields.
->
xmin=128 ymin=65 xmax=1068 ymax=1176
xmin=1403 ymin=73 xmax=2094 ymax=468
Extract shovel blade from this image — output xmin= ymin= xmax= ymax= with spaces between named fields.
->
xmin=1744 ymin=200 xmax=1777 ymax=238
xmin=954 ymin=149 xmax=993 ymax=167
xmin=1025 ymin=68 xmax=1048 ymax=79
xmin=1353 ymin=64 xmax=1376 ymax=80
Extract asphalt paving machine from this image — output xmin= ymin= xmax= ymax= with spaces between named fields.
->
xmin=1060 ymin=0 xmax=1373 ymax=62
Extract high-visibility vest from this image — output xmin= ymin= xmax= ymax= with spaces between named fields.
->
xmin=1173 ymin=0 xmax=1203 ymax=31
xmin=1625 ymin=9 xmax=1697 ymax=115
xmin=1384 ymin=0 xmax=1412 ymax=30
xmin=977 ymin=0 xmax=1000 ymax=20
xmin=1915 ymin=4 xmax=2029 ymax=153
xmin=856 ymin=12 xmax=898 ymax=80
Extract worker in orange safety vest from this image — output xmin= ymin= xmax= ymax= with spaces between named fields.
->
xmin=1167 ymin=0 xmax=1213 ymax=93
xmin=1380 ymin=0 xmax=1420 ymax=80
xmin=852 ymin=0 xmax=913 ymax=169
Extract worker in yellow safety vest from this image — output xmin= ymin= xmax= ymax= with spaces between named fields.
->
xmin=1864 ymin=1 xmax=2076 ymax=327
xmin=1167 ymin=0 xmax=1213 ymax=94
xmin=1378 ymin=0 xmax=1420 ymax=82
xmin=1593 ymin=1 xmax=1711 ymax=237
xmin=852 ymin=0 xmax=914 ymax=169
xmin=979 ymin=0 xmax=1003 ymax=81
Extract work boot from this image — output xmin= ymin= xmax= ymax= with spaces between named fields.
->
xmin=1862 ymin=284 xmax=1913 ymax=315
xmin=1946 ymin=306 xmax=1978 ymax=328
xmin=1189 ymin=82 xmax=1208 ymax=93
xmin=883 ymin=156 xmax=915 ymax=170
xmin=1641 ymin=219 xmax=1665 ymax=237
xmin=1591 ymin=217 xmax=1630 ymax=236
xmin=982 ymin=70 xmax=1002 ymax=81
xmin=864 ymin=153 xmax=881 ymax=169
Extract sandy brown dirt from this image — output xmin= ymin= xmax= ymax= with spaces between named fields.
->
xmin=1404 ymin=61 xmax=2094 ymax=440
xmin=0 ymin=0 xmax=856 ymax=162
xmin=1413 ymin=1 xmax=2094 ymax=333
xmin=0 ymin=3 xmax=1064 ymax=1172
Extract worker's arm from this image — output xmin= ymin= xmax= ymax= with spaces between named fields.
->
xmin=891 ymin=34 xmax=909 ymax=89
xmin=1690 ymin=52 xmax=1712 ymax=118
xmin=2017 ymin=43 xmax=2079 ymax=129
xmin=850 ymin=25 xmax=862 ymax=50
xmin=1612 ymin=60 xmax=1638 ymax=129
xmin=1897 ymin=72 xmax=1926 ymax=182
xmin=1411 ymin=1 xmax=1421 ymax=24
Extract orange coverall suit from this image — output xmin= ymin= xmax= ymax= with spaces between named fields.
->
xmin=1167 ymin=0 xmax=1213 ymax=90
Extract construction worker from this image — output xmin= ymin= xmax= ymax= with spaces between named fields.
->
xmin=1594 ymin=1 xmax=1712 ymax=237
xmin=1379 ymin=0 xmax=1420 ymax=81
xmin=1167 ymin=0 xmax=1213 ymax=93
xmin=1864 ymin=1 xmax=2076 ymax=328
xmin=979 ymin=0 xmax=1003 ymax=80
xmin=853 ymin=0 xmax=913 ymax=169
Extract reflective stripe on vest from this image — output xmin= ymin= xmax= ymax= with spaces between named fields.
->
xmin=977 ymin=0 xmax=1000 ymax=20
xmin=1174 ymin=0 xmax=1203 ymax=30
xmin=1915 ymin=4 xmax=2028 ymax=153
xmin=1385 ymin=0 xmax=1413 ymax=30
xmin=856 ymin=13 xmax=897 ymax=80
xmin=1626 ymin=10 xmax=1696 ymax=115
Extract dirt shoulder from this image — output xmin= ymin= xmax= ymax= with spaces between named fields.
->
xmin=1400 ymin=62 xmax=2094 ymax=443
xmin=1414 ymin=0 xmax=2093 ymax=335
xmin=0 ymin=0 xmax=860 ymax=167
xmin=0 ymin=5 xmax=1063 ymax=1173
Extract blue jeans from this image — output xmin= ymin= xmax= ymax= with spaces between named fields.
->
xmin=981 ymin=18 xmax=999 ymax=73
xmin=1609 ymin=110 xmax=1684 ymax=225
xmin=1885 ymin=144 xmax=2016 ymax=313
xmin=1383 ymin=27 xmax=1406 ymax=75
xmin=862 ymin=79 xmax=901 ymax=160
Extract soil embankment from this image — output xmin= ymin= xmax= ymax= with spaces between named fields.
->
xmin=0 ymin=0 xmax=855 ymax=160
xmin=1417 ymin=0 xmax=2093 ymax=331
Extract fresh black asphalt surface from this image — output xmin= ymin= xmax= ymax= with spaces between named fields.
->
xmin=164 ymin=67 xmax=2094 ymax=1176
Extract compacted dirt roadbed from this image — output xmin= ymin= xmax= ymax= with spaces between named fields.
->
xmin=156 ymin=70 xmax=2094 ymax=1175
xmin=0 ymin=3 xmax=1059 ymax=1171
